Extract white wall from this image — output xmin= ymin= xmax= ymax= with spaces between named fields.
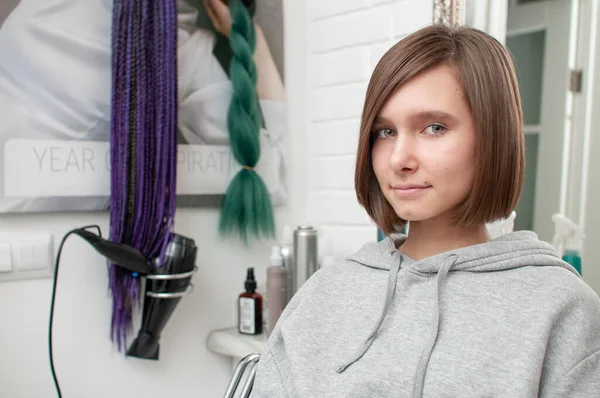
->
xmin=0 ymin=1 xmax=433 ymax=397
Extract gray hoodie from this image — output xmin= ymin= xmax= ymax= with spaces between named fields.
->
xmin=251 ymin=231 xmax=600 ymax=397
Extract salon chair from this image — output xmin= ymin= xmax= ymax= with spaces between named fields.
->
xmin=224 ymin=353 xmax=261 ymax=398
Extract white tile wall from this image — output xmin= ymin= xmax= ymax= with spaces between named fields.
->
xmin=310 ymin=7 xmax=393 ymax=53
xmin=311 ymin=119 xmax=361 ymax=156
xmin=311 ymin=191 xmax=372 ymax=225
xmin=307 ymin=0 xmax=370 ymax=21
xmin=311 ymin=47 xmax=370 ymax=87
xmin=372 ymin=0 xmax=399 ymax=5
xmin=311 ymin=155 xmax=356 ymax=189
xmin=304 ymin=0 xmax=433 ymax=258
xmin=392 ymin=0 xmax=434 ymax=37
xmin=310 ymin=83 xmax=368 ymax=122
xmin=320 ymin=225 xmax=379 ymax=258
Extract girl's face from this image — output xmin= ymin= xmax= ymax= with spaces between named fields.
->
xmin=371 ymin=65 xmax=477 ymax=226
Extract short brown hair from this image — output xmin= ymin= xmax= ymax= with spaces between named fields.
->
xmin=355 ymin=24 xmax=525 ymax=235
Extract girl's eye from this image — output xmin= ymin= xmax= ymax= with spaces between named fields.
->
xmin=374 ymin=128 xmax=396 ymax=138
xmin=424 ymin=124 xmax=447 ymax=135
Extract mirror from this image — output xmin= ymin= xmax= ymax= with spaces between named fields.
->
xmin=464 ymin=0 xmax=600 ymax=294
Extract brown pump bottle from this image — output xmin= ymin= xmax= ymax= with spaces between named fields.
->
xmin=238 ymin=267 xmax=263 ymax=335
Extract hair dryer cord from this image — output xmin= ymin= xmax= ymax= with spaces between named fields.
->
xmin=48 ymin=225 xmax=102 ymax=398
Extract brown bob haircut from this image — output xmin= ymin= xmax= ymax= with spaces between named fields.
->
xmin=355 ymin=24 xmax=525 ymax=235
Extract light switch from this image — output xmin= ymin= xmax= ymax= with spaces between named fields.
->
xmin=33 ymin=236 xmax=52 ymax=270
xmin=17 ymin=241 xmax=35 ymax=271
xmin=0 ymin=243 xmax=12 ymax=273
xmin=0 ymin=233 xmax=54 ymax=281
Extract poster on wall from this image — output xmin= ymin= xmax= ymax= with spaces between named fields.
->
xmin=0 ymin=0 xmax=286 ymax=213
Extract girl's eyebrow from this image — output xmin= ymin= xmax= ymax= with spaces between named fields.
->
xmin=374 ymin=110 xmax=459 ymax=126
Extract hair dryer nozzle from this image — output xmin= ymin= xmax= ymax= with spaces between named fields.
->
xmin=127 ymin=333 xmax=159 ymax=360
xmin=74 ymin=229 xmax=151 ymax=274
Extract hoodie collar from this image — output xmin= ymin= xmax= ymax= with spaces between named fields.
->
xmin=347 ymin=231 xmax=577 ymax=276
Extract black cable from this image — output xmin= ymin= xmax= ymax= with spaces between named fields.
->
xmin=48 ymin=225 xmax=102 ymax=398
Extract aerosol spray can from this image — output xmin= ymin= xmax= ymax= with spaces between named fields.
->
xmin=294 ymin=226 xmax=318 ymax=284
xmin=280 ymin=226 xmax=295 ymax=304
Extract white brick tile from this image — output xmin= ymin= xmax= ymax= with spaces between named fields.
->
xmin=310 ymin=191 xmax=372 ymax=225
xmin=311 ymin=47 xmax=370 ymax=87
xmin=310 ymin=119 xmax=361 ymax=155
xmin=310 ymin=83 xmax=367 ymax=122
xmin=308 ymin=0 xmax=369 ymax=21
xmin=370 ymin=41 xmax=396 ymax=73
xmin=310 ymin=7 xmax=393 ymax=53
xmin=319 ymin=225 xmax=378 ymax=258
xmin=392 ymin=0 xmax=433 ymax=37
xmin=311 ymin=156 xmax=356 ymax=189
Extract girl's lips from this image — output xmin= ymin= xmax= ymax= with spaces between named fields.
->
xmin=392 ymin=186 xmax=431 ymax=198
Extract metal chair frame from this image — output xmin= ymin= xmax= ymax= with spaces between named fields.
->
xmin=223 ymin=353 xmax=261 ymax=398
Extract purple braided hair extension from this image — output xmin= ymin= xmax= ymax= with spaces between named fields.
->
xmin=109 ymin=0 xmax=178 ymax=350
xmin=109 ymin=0 xmax=135 ymax=350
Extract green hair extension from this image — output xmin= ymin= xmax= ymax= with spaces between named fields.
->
xmin=219 ymin=0 xmax=275 ymax=243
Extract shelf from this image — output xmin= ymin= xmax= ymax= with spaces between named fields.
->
xmin=207 ymin=327 xmax=268 ymax=359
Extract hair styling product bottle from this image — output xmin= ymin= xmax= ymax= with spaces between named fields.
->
xmin=267 ymin=246 xmax=286 ymax=335
xmin=238 ymin=268 xmax=263 ymax=335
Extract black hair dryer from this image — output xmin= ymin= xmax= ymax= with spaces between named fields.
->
xmin=73 ymin=227 xmax=198 ymax=360
xmin=127 ymin=234 xmax=197 ymax=360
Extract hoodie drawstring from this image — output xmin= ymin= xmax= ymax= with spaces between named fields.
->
xmin=412 ymin=254 xmax=458 ymax=397
xmin=335 ymin=252 xmax=459 ymax=398
xmin=336 ymin=250 xmax=402 ymax=373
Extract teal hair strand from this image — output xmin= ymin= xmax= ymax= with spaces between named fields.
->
xmin=219 ymin=0 xmax=275 ymax=243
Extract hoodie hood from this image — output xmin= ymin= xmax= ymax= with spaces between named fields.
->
xmin=337 ymin=231 xmax=580 ymax=397
xmin=348 ymin=230 xmax=575 ymax=274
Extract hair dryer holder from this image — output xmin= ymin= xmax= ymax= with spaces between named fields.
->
xmin=72 ymin=226 xmax=198 ymax=298
xmin=144 ymin=263 xmax=198 ymax=299
xmin=70 ymin=226 xmax=199 ymax=359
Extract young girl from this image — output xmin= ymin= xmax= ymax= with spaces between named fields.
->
xmin=251 ymin=24 xmax=600 ymax=397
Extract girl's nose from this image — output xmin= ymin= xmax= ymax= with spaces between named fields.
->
xmin=389 ymin=133 xmax=418 ymax=174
